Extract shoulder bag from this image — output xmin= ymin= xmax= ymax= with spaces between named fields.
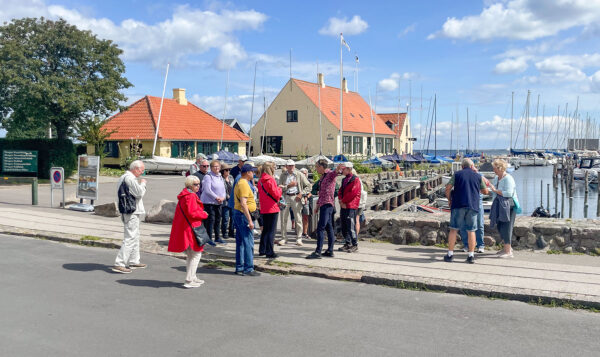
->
xmin=178 ymin=201 xmax=211 ymax=246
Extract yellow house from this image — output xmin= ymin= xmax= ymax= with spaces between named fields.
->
xmin=249 ymin=75 xmax=410 ymax=157
xmin=89 ymin=88 xmax=250 ymax=166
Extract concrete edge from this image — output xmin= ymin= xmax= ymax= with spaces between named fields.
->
xmin=1 ymin=225 xmax=598 ymax=310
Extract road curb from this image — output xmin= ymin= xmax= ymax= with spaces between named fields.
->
xmin=1 ymin=225 xmax=599 ymax=310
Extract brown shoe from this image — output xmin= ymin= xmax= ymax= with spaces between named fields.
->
xmin=348 ymin=245 xmax=358 ymax=253
xmin=128 ymin=263 xmax=147 ymax=269
xmin=111 ymin=266 xmax=132 ymax=274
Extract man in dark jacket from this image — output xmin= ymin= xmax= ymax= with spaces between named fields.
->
xmin=444 ymin=158 xmax=488 ymax=264
xmin=338 ymin=162 xmax=361 ymax=253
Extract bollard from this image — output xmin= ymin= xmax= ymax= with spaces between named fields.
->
xmin=554 ymin=186 xmax=558 ymax=216
xmin=597 ymin=187 xmax=600 ymax=217
xmin=32 ymin=177 xmax=38 ymax=205
xmin=561 ymin=191 xmax=565 ymax=218
xmin=540 ymin=180 xmax=543 ymax=207
xmin=547 ymin=183 xmax=550 ymax=210
xmin=585 ymin=171 xmax=589 ymax=194
xmin=569 ymin=196 xmax=573 ymax=219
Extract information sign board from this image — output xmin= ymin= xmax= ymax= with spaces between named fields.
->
xmin=2 ymin=150 xmax=38 ymax=173
xmin=76 ymin=155 xmax=99 ymax=200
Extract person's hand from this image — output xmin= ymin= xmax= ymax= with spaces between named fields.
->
xmin=248 ymin=220 xmax=255 ymax=230
xmin=288 ymin=181 xmax=297 ymax=187
xmin=295 ymin=194 xmax=302 ymax=202
xmin=216 ymin=197 xmax=223 ymax=203
xmin=340 ymin=202 xmax=347 ymax=209
xmin=140 ymin=179 xmax=147 ymax=185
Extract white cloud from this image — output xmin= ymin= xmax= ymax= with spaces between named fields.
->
xmin=377 ymin=72 xmax=417 ymax=92
xmin=398 ymin=23 xmax=416 ymax=37
xmin=495 ymin=57 xmax=529 ymax=74
xmin=319 ymin=15 xmax=368 ymax=36
xmin=1 ymin=0 xmax=267 ymax=69
xmin=429 ymin=0 xmax=600 ymax=41
xmin=591 ymin=71 xmax=600 ymax=92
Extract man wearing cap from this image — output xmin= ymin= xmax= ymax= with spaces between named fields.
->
xmin=189 ymin=153 xmax=207 ymax=176
xmin=192 ymin=159 xmax=210 ymax=196
xmin=277 ymin=159 xmax=311 ymax=246
xmin=306 ymin=160 xmax=344 ymax=259
xmin=338 ymin=162 xmax=361 ymax=253
xmin=230 ymin=154 xmax=247 ymax=179
xmin=232 ymin=164 xmax=261 ymax=276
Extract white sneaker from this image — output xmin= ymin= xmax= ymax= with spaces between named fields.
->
xmin=497 ymin=251 xmax=514 ymax=258
xmin=462 ymin=247 xmax=469 ymax=253
xmin=183 ymin=281 xmax=202 ymax=288
xmin=476 ymin=247 xmax=485 ymax=253
xmin=192 ymin=277 xmax=205 ymax=285
xmin=496 ymin=248 xmax=513 ymax=255
xmin=253 ymin=229 xmax=260 ymax=235
xmin=296 ymin=239 xmax=303 ymax=246
xmin=276 ymin=239 xmax=286 ymax=246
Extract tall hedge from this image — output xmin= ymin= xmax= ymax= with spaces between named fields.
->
xmin=0 ymin=139 xmax=77 ymax=179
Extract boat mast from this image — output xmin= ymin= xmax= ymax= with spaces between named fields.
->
xmin=450 ymin=112 xmax=453 ymax=157
xmin=219 ymin=70 xmax=230 ymax=151
xmin=534 ymin=94 xmax=540 ymax=151
xmin=525 ymin=90 xmax=530 ymax=150
xmin=152 ymin=62 xmax=170 ymax=157
xmin=248 ymin=62 xmax=257 ymax=155
xmin=434 ymin=94 xmax=437 ymax=158
xmin=466 ymin=107 xmax=470 ymax=154
xmin=510 ymin=91 xmax=514 ymax=153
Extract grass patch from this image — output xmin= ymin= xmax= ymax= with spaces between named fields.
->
xmin=547 ymin=249 xmax=561 ymax=254
xmin=80 ymin=235 xmax=102 ymax=241
xmin=369 ymin=238 xmax=389 ymax=244
xmin=203 ymin=260 xmax=228 ymax=269
xmin=408 ymin=242 xmax=421 ymax=246
xmin=590 ymin=248 xmax=600 ymax=256
xmin=527 ymin=298 xmax=600 ymax=313
xmin=100 ymin=167 xmax=125 ymax=177
xmin=434 ymin=243 xmax=448 ymax=248
xmin=267 ymin=260 xmax=294 ymax=268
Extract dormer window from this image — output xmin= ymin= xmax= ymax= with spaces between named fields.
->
xmin=287 ymin=110 xmax=298 ymax=122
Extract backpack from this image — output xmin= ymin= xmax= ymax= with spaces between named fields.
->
xmin=118 ymin=180 xmax=136 ymax=214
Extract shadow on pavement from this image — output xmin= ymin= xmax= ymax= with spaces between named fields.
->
xmin=171 ymin=265 xmax=236 ymax=275
xmin=63 ymin=263 xmax=112 ymax=272
xmin=115 ymin=279 xmax=182 ymax=288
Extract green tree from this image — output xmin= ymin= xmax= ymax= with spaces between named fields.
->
xmin=75 ymin=115 xmax=117 ymax=160
xmin=0 ymin=17 xmax=132 ymax=140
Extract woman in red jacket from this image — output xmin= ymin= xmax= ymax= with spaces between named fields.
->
xmin=168 ymin=175 xmax=209 ymax=288
xmin=257 ymin=161 xmax=282 ymax=258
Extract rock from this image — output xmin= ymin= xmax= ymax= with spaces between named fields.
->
xmin=423 ymin=231 xmax=437 ymax=246
xmin=571 ymin=227 xmax=600 ymax=241
xmin=93 ymin=202 xmax=120 ymax=217
xmin=370 ymin=219 xmax=387 ymax=230
xmin=484 ymin=236 xmax=496 ymax=246
xmin=403 ymin=228 xmax=420 ymax=244
xmin=554 ymin=236 xmax=566 ymax=247
xmin=527 ymin=233 xmax=537 ymax=246
xmin=563 ymin=246 xmax=573 ymax=254
xmin=513 ymin=220 xmax=533 ymax=237
xmin=536 ymin=236 xmax=548 ymax=249
xmin=145 ymin=199 xmax=176 ymax=223
xmin=533 ymin=223 xmax=565 ymax=235
xmin=414 ymin=219 xmax=441 ymax=229
xmin=578 ymin=246 xmax=587 ymax=254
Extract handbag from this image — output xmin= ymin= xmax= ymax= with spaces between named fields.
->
xmin=178 ymin=201 xmax=211 ymax=247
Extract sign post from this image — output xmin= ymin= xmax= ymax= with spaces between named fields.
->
xmin=70 ymin=155 xmax=99 ymax=212
xmin=1 ymin=150 xmax=39 ymax=205
xmin=50 ymin=167 xmax=65 ymax=208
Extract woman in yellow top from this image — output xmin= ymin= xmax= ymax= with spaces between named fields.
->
xmin=232 ymin=164 xmax=261 ymax=276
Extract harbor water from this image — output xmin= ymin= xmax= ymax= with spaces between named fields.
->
xmin=511 ymin=165 xmax=598 ymax=219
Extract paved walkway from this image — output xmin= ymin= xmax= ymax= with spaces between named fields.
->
xmin=1 ymin=202 xmax=600 ymax=307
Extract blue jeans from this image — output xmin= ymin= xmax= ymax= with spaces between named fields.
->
xmin=232 ymin=210 xmax=255 ymax=273
xmin=316 ymin=204 xmax=335 ymax=253
xmin=461 ymin=198 xmax=484 ymax=248
xmin=221 ymin=205 xmax=232 ymax=237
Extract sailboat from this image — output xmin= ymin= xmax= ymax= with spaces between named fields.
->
xmin=509 ymin=90 xmax=548 ymax=167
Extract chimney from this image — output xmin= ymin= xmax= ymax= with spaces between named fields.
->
xmin=317 ymin=73 xmax=325 ymax=88
xmin=173 ymin=88 xmax=187 ymax=105
xmin=342 ymin=78 xmax=348 ymax=93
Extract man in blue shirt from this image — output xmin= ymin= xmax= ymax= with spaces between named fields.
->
xmin=444 ymin=158 xmax=489 ymax=264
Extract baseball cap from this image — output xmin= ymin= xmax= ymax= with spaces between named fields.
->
xmin=342 ymin=162 xmax=353 ymax=168
xmin=286 ymin=159 xmax=295 ymax=166
xmin=241 ymin=164 xmax=258 ymax=173
xmin=238 ymin=154 xmax=248 ymax=161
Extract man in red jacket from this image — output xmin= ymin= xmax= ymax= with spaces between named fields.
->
xmin=338 ymin=162 xmax=361 ymax=253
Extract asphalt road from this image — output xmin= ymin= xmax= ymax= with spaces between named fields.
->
xmin=1 ymin=234 xmax=599 ymax=357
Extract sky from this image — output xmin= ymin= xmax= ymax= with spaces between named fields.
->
xmin=2 ymin=0 xmax=600 ymax=150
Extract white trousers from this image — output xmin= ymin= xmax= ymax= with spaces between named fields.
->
xmin=115 ymin=214 xmax=141 ymax=267
xmin=185 ymin=248 xmax=202 ymax=282
xmin=280 ymin=196 xmax=303 ymax=240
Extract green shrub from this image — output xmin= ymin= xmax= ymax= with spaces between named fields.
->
xmin=0 ymin=139 xmax=77 ymax=179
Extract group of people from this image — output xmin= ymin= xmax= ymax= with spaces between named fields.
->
xmin=444 ymin=158 xmax=519 ymax=264
xmin=110 ymin=155 xmax=518 ymax=287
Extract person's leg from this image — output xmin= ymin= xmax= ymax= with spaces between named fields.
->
xmin=314 ymin=206 xmax=329 ymax=254
xmin=348 ymin=209 xmax=358 ymax=247
xmin=302 ymin=215 xmax=309 ymax=236
xmin=460 ymin=227 xmax=468 ymax=249
xmin=213 ymin=205 xmax=222 ymax=241
xmin=323 ymin=205 xmax=336 ymax=252
xmin=185 ymin=248 xmax=202 ymax=282
xmin=127 ymin=215 xmax=141 ymax=265
xmin=290 ymin=207 xmax=295 ymax=230
xmin=340 ymin=208 xmax=351 ymax=246
xmin=258 ymin=215 xmax=267 ymax=256
xmin=279 ymin=197 xmax=292 ymax=242
xmin=221 ymin=206 xmax=230 ymax=238
xmin=115 ymin=214 xmax=137 ymax=267
xmin=265 ymin=213 xmax=278 ymax=257
xmin=291 ymin=199 xmax=303 ymax=240
xmin=204 ymin=204 xmax=215 ymax=240
xmin=448 ymin=229 xmax=458 ymax=251
xmin=241 ymin=216 xmax=255 ymax=273
xmin=476 ymin=199 xmax=485 ymax=249
xmin=233 ymin=211 xmax=244 ymax=272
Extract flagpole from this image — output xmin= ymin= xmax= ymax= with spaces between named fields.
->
xmin=318 ymin=61 xmax=323 ymax=155
xmin=369 ymin=89 xmax=376 ymax=156
xmin=339 ymin=33 xmax=344 ymax=155
xmin=220 ymin=69 xmax=230 ymax=151
xmin=152 ymin=62 xmax=169 ymax=157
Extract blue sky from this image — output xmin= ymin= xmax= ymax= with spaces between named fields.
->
xmin=2 ymin=0 xmax=600 ymax=150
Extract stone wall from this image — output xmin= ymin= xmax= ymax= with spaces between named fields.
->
xmin=361 ymin=211 xmax=600 ymax=253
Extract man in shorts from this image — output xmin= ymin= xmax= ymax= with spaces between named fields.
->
xmin=444 ymin=158 xmax=489 ymax=264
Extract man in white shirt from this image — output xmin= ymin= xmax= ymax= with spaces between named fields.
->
xmin=277 ymin=159 xmax=310 ymax=246
xmin=112 ymin=160 xmax=147 ymax=274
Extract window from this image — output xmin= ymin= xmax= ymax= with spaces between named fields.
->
xmin=103 ymin=141 xmax=119 ymax=158
xmin=286 ymin=110 xmax=298 ymax=122
xmin=171 ymin=141 xmax=195 ymax=158
xmin=261 ymin=136 xmax=283 ymax=154
xmin=384 ymin=138 xmax=393 ymax=154
xmin=385 ymin=121 xmax=394 ymax=130
xmin=359 ymin=114 xmax=363 ymax=118
xmin=342 ymin=136 xmax=351 ymax=154
xmin=405 ymin=142 xmax=408 ymax=153
xmin=350 ymin=113 xmax=355 ymax=118
xmin=196 ymin=142 xmax=218 ymax=157
xmin=330 ymin=110 xmax=336 ymax=116
xmin=376 ymin=138 xmax=383 ymax=154
xmin=221 ymin=142 xmax=238 ymax=153
xmin=353 ymin=136 xmax=363 ymax=154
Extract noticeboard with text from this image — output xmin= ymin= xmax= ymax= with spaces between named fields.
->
xmin=76 ymin=155 xmax=99 ymax=200
xmin=2 ymin=150 xmax=38 ymax=173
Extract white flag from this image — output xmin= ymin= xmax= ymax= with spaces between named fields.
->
xmin=355 ymin=55 xmax=359 ymax=63
xmin=341 ymin=33 xmax=350 ymax=51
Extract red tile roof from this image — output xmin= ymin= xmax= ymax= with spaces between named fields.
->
xmin=103 ymin=96 xmax=250 ymax=142
xmin=293 ymin=79 xmax=396 ymax=136
xmin=378 ymin=113 xmax=408 ymax=138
